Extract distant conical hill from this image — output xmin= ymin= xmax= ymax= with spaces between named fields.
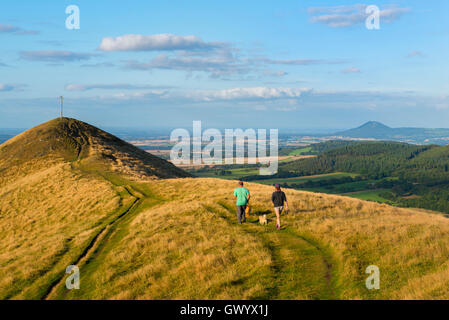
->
xmin=334 ymin=121 xmax=449 ymax=143
xmin=334 ymin=121 xmax=393 ymax=139
xmin=0 ymin=117 xmax=190 ymax=179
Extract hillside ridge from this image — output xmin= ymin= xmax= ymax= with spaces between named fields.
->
xmin=0 ymin=117 xmax=190 ymax=180
xmin=334 ymin=121 xmax=449 ymax=142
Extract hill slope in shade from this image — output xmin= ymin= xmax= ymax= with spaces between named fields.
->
xmin=0 ymin=117 xmax=190 ymax=180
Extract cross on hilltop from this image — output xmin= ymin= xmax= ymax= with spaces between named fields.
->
xmin=60 ymin=96 xmax=63 ymax=118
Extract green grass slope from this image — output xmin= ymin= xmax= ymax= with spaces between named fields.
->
xmin=2 ymin=119 xmax=449 ymax=300
xmin=0 ymin=117 xmax=191 ymax=180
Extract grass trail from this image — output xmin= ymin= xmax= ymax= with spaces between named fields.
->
xmin=42 ymin=164 xmax=162 ymax=299
xmin=208 ymin=201 xmax=339 ymax=299
xmin=42 ymin=176 xmax=340 ymax=300
xmin=42 ymin=186 xmax=142 ymax=299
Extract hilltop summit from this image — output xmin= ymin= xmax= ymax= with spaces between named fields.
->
xmin=357 ymin=121 xmax=390 ymax=129
xmin=334 ymin=121 xmax=394 ymax=139
xmin=0 ymin=117 xmax=190 ymax=179
xmin=333 ymin=121 xmax=449 ymax=143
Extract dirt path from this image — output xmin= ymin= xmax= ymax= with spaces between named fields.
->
xmin=208 ymin=202 xmax=339 ymax=300
xmin=40 ymin=166 xmax=339 ymax=299
xmin=41 ymin=186 xmax=142 ymax=300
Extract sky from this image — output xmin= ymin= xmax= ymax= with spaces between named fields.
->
xmin=0 ymin=0 xmax=448 ymax=131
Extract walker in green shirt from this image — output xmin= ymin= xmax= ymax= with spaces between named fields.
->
xmin=234 ymin=187 xmax=250 ymax=206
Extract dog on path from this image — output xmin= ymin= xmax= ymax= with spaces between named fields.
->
xmin=259 ymin=214 xmax=268 ymax=225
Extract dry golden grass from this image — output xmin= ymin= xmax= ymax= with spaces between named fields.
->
xmin=62 ymin=184 xmax=273 ymax=300
xmin=0 ymin=118 xmax=188 ymax=299
xmin=0 ymin=161 xmax=120 ymax=299
xmin=3 ymin=118 xmax=449 ymax=299
xmin=57 ymin=177 xmax=449 ymax=300
xmin=0 ymin=118 xmax=190 ymax=182
xmin=234 ymin=180 xmax=449 ymax=299
xmin=283 ymin=191 xmax=449 ymax=299
xmin=3 ymin=164 xmax=449 ymax=299
xmin=109 ymin=206 xmax=270 ymax=299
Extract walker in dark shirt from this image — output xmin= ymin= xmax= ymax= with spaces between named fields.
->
xmin=272 ymin=191 xmax=287 ymax=207
xmin=272 ymin=184 xmax=288 ymax=230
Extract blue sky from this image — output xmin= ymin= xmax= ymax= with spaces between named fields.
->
xmin=0 ymin=0 xmax=448 ymax=130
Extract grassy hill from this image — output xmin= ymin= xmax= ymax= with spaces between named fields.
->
xmin=2 ymin=118 xmax=449 ymax=299
xmin=335 ymin=121 xmax=393 ymax=139
xmin=0 ymin=117 xmax=190 ymax=180
xmin=335 ymin=121 xmax=449 ymax=144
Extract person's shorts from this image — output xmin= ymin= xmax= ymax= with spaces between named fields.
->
xmin=274 ymin=206 xmax=284 ymax=214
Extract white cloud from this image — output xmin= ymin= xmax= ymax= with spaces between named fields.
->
xmin=124 ymin=52 xmax=347 ymax=79
xmin=0 ymin=24 xmax=19 ymax=33
xmin=407 ymin=50 xmax=425 ymax=58
xmin=20 ymin=51 xmax=96 ymax=62
xmin=342 ymin=67 xmax=361 ymax=73
xmin=65 ymin=83 xmax=173 ymax=91
xmin=80 ymin=62 xmax=115 ymax=68
xmin=101 ymin=34 xmax=349 ymax=79
xmin=263 ymin=70 xmax=288 ymax=77
xmin=0 ymin=24 xmax=39 ymax=35
xmin=186 ymin=87 xmax=311 ymax=101
xmin=99 ymin=33 xmax=348 ymax=79
xmin=124 ymin=49 xmax=251 ymax=78
xmin=99 ymin=33 xmax=223 ymax=52
xmin=0 ymin=83 xmax=24 ymax=92
xmin=308 ymin=4 xmax=410 ymax=28
xmin=0 ymin=84 xmax=14 ymax=91
xmin=62 ymin=87 xmax=311 ymax=105
xmin=101 ymin=91 xmax=167 ymax=101
xmin=262 ymin=58 xmax=347 ymax=65
xmin=275 ymin=106 xmax=298 ymax=112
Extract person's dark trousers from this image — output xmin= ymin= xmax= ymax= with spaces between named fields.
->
xmin=236 ymin=205 xmax=247 ymax=224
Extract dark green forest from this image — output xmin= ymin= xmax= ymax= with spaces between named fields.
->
xmin=281 ymin=141 xmax=449 ymax=213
